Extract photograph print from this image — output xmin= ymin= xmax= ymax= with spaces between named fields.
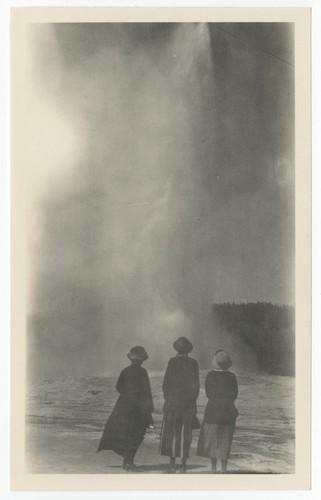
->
xmin=10 ymin=10 xmax=310 ymax=486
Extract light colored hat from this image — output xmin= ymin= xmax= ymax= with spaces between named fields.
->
xmin=127 ymin=346 xmax=148 ymax=361
xmin=212 ymin=350 xmax=232 ymax=370
xmin=173 ymin=337 xmax=193 ymax=354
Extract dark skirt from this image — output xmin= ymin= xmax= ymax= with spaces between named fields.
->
xmin=97 ymin=396 xmax=148 ymax=460
xmin=159 ymin=410 xmax=195 ymax=458
xmin=197 ymin=422 xmax=235 ymax=460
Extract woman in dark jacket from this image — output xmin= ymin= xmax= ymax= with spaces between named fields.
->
xmin=159 ymin=337 xmax=200 ymax=473
xmin=97 ymin=346 xmax=154 ymax=471
xmin=197 ymin=350 xmax=238 ymax=473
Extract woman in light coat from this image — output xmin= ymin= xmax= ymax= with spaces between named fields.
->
xmin=197 ymin=350 xmax=238 ymax=473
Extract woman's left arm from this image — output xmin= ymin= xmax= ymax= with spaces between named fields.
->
xmin=146 ymin=372 xmax=154 ymax=412
xmin=231 ymin=373 xmax=238 ymax=400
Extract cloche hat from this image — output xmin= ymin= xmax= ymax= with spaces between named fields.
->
xmin=173 ymin=336 xmax=193 ymax=354
xmin=127 ymin=345 xmax=148 ymax=361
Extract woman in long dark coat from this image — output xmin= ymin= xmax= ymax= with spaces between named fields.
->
xmin=197 ymin=350 xmax=238 ymax=473
xmin=97 ymin=346 xmax=154 ymax=471
xmin=159 ymin=337 xmax=200 ymax=473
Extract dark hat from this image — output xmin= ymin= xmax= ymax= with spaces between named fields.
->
xmin=212 ymin=350 xmax=232 ymax=370
xmin=127 ymin=346 xmax=148 ymax=361
xmin=173 ymin=337 xmax=193 ymax=354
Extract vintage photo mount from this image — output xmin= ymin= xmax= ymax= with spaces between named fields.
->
xmin=10 ymin=6 xmax=311 ymax=491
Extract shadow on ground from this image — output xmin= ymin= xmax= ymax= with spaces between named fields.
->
xmin=107 ymin=464 xmax=279 ymax=474
xmin=108 ymin=463 xmax=205 ymax=473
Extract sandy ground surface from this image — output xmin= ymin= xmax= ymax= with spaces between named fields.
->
xmin=25 ymin=371 xmax=295 ymax=474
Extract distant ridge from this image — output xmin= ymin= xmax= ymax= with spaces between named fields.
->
xmin=212 ymin=302 xmax=295 ymax=376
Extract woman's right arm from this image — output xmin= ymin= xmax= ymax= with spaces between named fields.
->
xmin=162 ymin=361 xmax=173 ymax=400
xmin=204 ymin=372 xmax=213 ymax=399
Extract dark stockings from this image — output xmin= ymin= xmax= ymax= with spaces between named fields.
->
xmin=221 ymin=460 xmax=228 ymax=473
xmin=169 ymin=456 xmax=188 ymax=473
xmin=123 ymin=451 xmax=136 ymax=469
xmin=168 ymin=456 xmax=176 ymax=472
xmin=211 ymin=458 xmax=228 ymax=473
xmin=180 ymin=456 xmax=187 ymax=473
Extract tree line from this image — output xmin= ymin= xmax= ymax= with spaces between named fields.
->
xmin=212 ymin=302 xmax=295 ymax=376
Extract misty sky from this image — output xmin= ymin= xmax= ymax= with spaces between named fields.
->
xmin=26 ymin=23 xmax=294 ymax=377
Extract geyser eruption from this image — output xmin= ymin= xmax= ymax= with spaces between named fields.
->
xmin=27 ymin=23 xmax=216 ymax=377
xmin=26 ymin=23 xmax=294 ymax=379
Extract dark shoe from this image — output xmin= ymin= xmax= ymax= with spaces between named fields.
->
xmin=126 ymin=463 xmax=143 ymax=472
xmin=122 ymin=459 xmax=128 ymax=470
xmin=179 ymin=466 xmax=186 ymax=474
xmin=167 ymin=465 xmax=176 ymax=474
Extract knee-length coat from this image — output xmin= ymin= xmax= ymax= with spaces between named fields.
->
xmin=201 ymin=369 xmax=238 ymax=424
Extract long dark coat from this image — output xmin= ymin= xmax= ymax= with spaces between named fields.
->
xmin=159 ymin=355 xmax=200 ymax=457
xmin=97 ymin=364 xmax=154 ymax=459
xmin=162 ymin=355 xmax=200 ymax=413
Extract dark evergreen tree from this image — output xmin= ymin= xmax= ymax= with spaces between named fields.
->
xmin=212 ymin=303 xmax=295 ymax=376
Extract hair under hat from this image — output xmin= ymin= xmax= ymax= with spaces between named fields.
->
xmin=212 ymin=349 xmax=232 ymax=370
